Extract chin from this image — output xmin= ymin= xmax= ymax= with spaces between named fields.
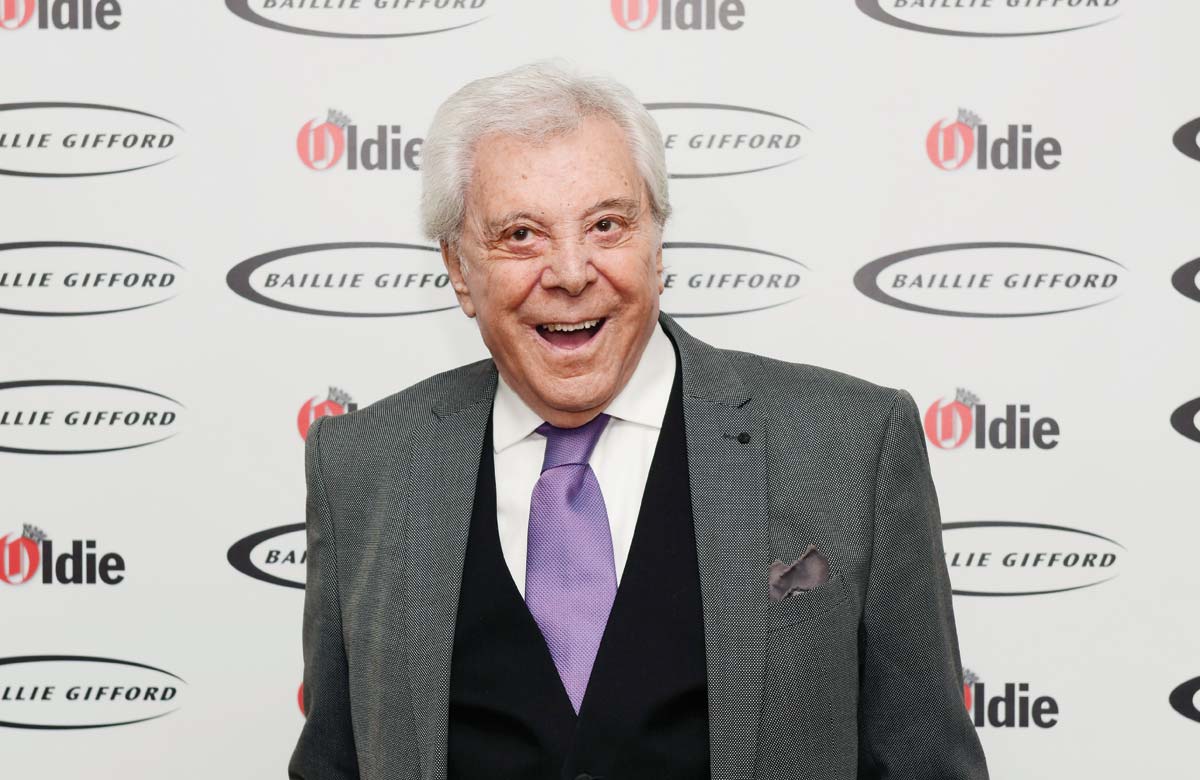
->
xmin=535 ymin=375 xmax=615 ymax=415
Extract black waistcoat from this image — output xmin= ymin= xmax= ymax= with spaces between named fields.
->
xmin=448 ymin=350 xmax=710 ymax=780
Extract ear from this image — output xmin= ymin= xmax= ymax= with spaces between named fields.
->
xmin=655 ymin=242 xmax=665 ymax=295
xmin=440 ymin=240 xmax=476 ymax=318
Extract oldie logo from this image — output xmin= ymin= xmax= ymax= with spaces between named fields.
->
xmin=297 ymin=387 xmax=357 ymax=440
xmin=0 ymin=380 xmax=183 ymax=455
xmin=855 ymin=0 xmax=1119 ymax=37
xmin=0 ymin=656 xmax=184 ymax=729
xmin=1172 ymin=117 xmax=1200 ymax=164
xmin=227 ymin=242 xmax=456 ymax=317
xmin=0 ymin=103 xmax=180 ymax=178
xmin=0 ymin=524 xmax=125 ymax=586
xmin=296 ymin=109 xmax=422 ymax=172
xmin=924 ymin=387 xmax=1059 ymax=450
xmin=942 ymin=521 xmax=1123 ymax=597
xmin=228 ymin=524 xmax=306 ymax=590
xmin=646 ymin=103 xmax=808 ymax=179
xmin=0 ymin=0 xmax=122 ymax=30
xmin=927 ymin=108 xmax=1060 ymax=171
xmin=1170 ymin=676 xmax=1200 ymax=724
xmin=611 ymin=0 xmax=744 ymax=31
xmin=226 ymin=0 xmax=490 ymax=38
xmin=1172 ymin=258 xmax=1200 ymax=304
xmin=0 ymin=241 xmax=182 ymax=317
xmin=962 ymin=668 xmax=1058 ymax=729
xmin=1170 ymin=397 xmax=1200 ymax=445
xmin=854 ymin=242 xmax=1126 ymax=317
xmin=661 ymin=241 xmax=808 ymax=317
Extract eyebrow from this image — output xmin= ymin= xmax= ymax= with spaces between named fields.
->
xmin=585 ymin=196 xmax=642 ymax=219
xmin=481 ymin=197 xmax=644 ymax=238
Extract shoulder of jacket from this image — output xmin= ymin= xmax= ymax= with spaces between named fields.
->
xmin=310 ymin=357 xmax=493 ymax=447
xmin=722 ymin=348 xmax=901 ymax=414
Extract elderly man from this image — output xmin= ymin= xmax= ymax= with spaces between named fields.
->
xmin=290 ymin=62 xmax=989 ymax=780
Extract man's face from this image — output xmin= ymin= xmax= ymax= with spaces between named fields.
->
xmin=444 ymin=114 xmax=664 ymax=427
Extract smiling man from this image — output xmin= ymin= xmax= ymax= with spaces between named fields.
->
xmin=289 ymin=62 xmax=989 ymax=780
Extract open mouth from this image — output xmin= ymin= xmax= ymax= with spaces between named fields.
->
xmin=535 ymin=317 xmax=606 ymax=350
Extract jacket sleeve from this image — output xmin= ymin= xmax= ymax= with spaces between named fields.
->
xmin=856 ymin=390 xmax=989 ymax=780
xmin=289 ymin=415 xmax=362 ymax=779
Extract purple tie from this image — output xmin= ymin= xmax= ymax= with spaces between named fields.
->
xmin=525 ymin=412 xmax=617 ymax=714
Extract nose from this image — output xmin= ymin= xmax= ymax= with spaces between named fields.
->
xmin=540 ymin=237 xmax=597 ymax=296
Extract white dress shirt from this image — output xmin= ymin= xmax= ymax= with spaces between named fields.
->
xmin=491 ymin=321 xmax=677 ymax=598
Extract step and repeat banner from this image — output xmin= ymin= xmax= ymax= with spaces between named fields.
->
xmin=2 ymin=1 xmax=1197 ymax=777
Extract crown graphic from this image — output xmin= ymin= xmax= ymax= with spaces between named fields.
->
xmin=327 ymin=386 xmax=354 ymax=408
xmin=22 ymin=524 xmax=47 ymax=543
xmin=955 ymin=387 xmax=979 ymax=408
xmin=325 ymin=109 xmax=351 ymax=129
xmin=956 ymin=108 xmax=981 ymax=129
xmin=962 ymin=668 xmax=979 ymax=686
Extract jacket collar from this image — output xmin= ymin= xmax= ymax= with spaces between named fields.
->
xmin=406 ymin=309 xmax=767 ymax=780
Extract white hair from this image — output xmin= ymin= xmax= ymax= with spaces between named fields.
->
xmin=420 ymin=60 xmax=671 ymax=247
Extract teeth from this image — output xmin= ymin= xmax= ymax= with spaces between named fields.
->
xmin=542 ymin=319 xmax=600 ymax=332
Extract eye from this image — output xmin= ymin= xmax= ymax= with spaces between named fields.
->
xmin=595 ymin=219 xmax=615 ymax=233
xmin=510 ymin=227 xmax=532 ymax=242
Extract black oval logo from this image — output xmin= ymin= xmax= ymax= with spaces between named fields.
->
xmin=854 ymin=0 xmax=1119 ymax=37
xmin=0 ymin=242 xmax=183 ymax=316
xmin=227 ymin=523 xmax=306 ymax=590
xmin=661 ymin=241 xmax=810 ymax=317
xmin=942 ymin=521 xmax=1124 ymax=597
xmin=1170 ymin=397 xmax=1200 ymax=444
xmin=645 ymin=103 xmax=810 ymax=179
xmin=225 ymin=0 xmax=489 ymax=38
xmin=226 ymin=242 xmax=457 ymax=317
xmin=1170 ymin=676 xmax=1200 ymax=723
xmin=1173 ymin=117 xmax=1200 ymax=163
xmin=854 ymin=242 xmax=1126 ymax=318
xmin=0 ymin=380 xmax=183 ymax=455
xmin=1171 ymin=257 xmax=1200 ymax=303
xmin=0 ymin=655 xmax=185 ymax=730
xmin=0 ymin=103 xmax=181 ymax=178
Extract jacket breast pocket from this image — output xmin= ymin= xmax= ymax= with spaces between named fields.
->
xmin=766 ymin=572 xmax=849 ymax=633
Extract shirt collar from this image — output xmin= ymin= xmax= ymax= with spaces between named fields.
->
xmin=492 ymin=320 xmax=677 ymax=453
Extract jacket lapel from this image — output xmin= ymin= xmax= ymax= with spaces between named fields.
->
xmin=661 ymin=313 xmax=771 ymax=780
xmin=401 ymin=360 xmax=497 ymax=780
xmin=399 ymin=314 xmax=769 ymax=780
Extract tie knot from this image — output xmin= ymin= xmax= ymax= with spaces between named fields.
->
xmin=536 ymin=413 xmax=610 ymax=472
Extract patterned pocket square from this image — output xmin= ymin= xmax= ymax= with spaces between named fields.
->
xmin=768 ymin=544 xmax=830 ymax=602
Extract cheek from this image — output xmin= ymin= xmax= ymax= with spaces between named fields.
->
xmin=471 ymin=264 xmax=536 ymax=317
xmin=611 ymin=257 xmax=660 ymax=303
xmin=599 ymin=246 xmax=658 ymax=287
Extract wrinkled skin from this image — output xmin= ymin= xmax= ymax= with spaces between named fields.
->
xmin=442 ymin=114 xmax=664 ymax=428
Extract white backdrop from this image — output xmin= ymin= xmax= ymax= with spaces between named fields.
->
xmin=2 ymin=1 xmax=1198 ymax=777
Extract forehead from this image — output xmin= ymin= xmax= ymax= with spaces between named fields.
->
xmin=466 ymin=114 xmax=643 ymax=223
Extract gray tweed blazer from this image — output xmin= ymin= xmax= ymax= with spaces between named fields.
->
xmin=289 ymin=312 xmax=990 ymax=780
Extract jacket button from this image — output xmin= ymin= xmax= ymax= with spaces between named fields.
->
xmin=738 ymin=431 xmax=751 ymax=444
